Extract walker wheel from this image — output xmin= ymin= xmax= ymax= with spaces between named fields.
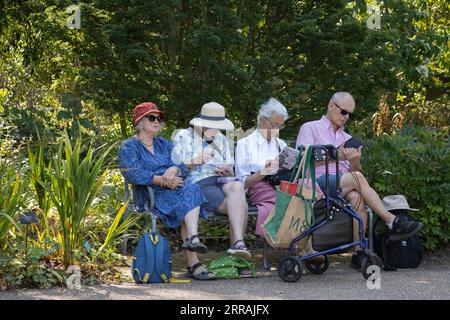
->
xmin=305 ymin=255 xmax=329 ymax=275
xmin=278 ymin=256 xmax=303 ymax=282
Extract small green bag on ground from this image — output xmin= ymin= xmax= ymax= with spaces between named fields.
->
xmin=207 ymin=256 xmax=257 ymax=279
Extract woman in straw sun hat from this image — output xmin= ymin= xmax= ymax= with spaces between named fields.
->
xmin=173 ymin=102 xmax=253 ymax=265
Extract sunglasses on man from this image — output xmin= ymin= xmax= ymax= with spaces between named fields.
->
xmin=333 ymin=100 xmax=354 ymax=117
xmin=146 ymin=115 xmax=164 ymax=123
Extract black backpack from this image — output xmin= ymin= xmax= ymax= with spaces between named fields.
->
xmin=374 ymin=210 xmax=424 ymax=271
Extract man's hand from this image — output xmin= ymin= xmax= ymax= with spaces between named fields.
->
xmin=343 ymin=146 xmax=363 ymax=172
xmin=338 ymin=142 xmax=346 ymax=160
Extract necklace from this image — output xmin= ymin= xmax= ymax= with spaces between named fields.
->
xmin=137 ymin=136 xmax=153 ymax=148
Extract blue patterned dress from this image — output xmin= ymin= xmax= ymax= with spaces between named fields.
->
xmin=118 ymin=136 xmax=208 ymax=228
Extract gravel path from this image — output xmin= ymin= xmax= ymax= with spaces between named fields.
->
xmin=1 ymin=248 xmax=449 ymax=300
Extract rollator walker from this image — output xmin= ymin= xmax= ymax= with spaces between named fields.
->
xmin=277 ymin=145 xmax=383 ymax=282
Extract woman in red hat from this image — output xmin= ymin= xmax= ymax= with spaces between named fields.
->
xmin=118 ymin=102 xmax=216 ymax=280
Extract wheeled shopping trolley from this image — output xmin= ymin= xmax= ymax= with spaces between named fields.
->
xmin=277 ymin=145 xmax=383 ymax=282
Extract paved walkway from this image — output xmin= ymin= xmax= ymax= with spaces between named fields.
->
xmin=1 ymin=248 xmax=449 ymax=300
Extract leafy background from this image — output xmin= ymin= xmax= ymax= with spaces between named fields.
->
xmin=0 ymin=0 xmax=448 ymax=288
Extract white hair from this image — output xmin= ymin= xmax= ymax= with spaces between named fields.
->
xmin=257 ymin=97 xmax=288 ymax=124
xmin=331 ymin=92 xmax=355 ymax=106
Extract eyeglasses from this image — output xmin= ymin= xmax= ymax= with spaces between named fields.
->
xmin=145 ymin=115 xmax=164 ymax=123
xmin=262 ymin=117 xmax=285 ymax=129
xmin=333 ymin=100 xmax=354 ymax=117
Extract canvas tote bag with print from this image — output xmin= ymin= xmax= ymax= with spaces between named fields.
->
xmin=262 ymin=145 xmax=321 ymax=250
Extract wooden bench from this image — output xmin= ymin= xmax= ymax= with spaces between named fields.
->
xmin=121 ymin=139 xmax=299 ymax=269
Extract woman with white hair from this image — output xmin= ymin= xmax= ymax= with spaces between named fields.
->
xmin=235 ymin=98 xmax=289 ymax=236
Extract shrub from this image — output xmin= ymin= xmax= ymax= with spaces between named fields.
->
xmin=45 ymin=131 xmax=115 ymax=267
xmin=361 ymin=126 xmax=450 ymax=250
xmin=0 ymin=156 xmax=25 ymax=248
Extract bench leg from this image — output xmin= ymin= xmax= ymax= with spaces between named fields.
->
xmin=263 ymin=239 xmax=270 ymax=270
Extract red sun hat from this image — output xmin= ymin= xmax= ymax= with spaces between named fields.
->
xmin=133 ymin=102 xmax=165 ymax=125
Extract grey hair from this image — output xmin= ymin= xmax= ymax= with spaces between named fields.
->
xmin=330 ymin=92 xmax=355 ymax=106
xmin=135 ymin=119 xmax=145 ymax=134
xmin=257 ymin=97 xmax=289 ymax=124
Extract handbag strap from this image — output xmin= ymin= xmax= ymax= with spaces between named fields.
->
xmin=296 ymin=145 xmax=316 ymax=227
xmin=289 ymin=148 xmax=306 ymax=182
xmin=297 ymin=145 xmax=313 ymax=197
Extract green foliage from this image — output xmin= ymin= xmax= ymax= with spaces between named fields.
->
xmin=0 ymin=0 xmax=449 ymax=289
xmin=0 ymin=156 xmax=25 ymax=248
xmin=361 ymin=126 xmax=450 ymax=250
xmin=0 ymin=247 xmax=65 ymax=289
xmin=28 ymin=133 xmax=53 ymax=240
xmin=402 ymin=94 xmax=450 ymax=134
xmin=1 ymin=1 xmax=448 ymax=138
xmin=93 ymin=201 xmax=140 ymax=263
xmin=45 ymin=131 xmax=115 ymax=267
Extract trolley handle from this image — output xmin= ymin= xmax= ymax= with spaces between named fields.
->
xmin=297 ymin=144 xmax=338 ymax=162
xmin=297 ymin=144 xmax=340 ymax=195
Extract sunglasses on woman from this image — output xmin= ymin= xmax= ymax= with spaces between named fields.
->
xmin=333 ymin=100 xmax=354 ymax=117
xmin=146 ymin=115 xmax=164 ymax=123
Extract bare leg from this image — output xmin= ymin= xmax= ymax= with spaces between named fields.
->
xmin=217 ymin=181 xmax=248 ymax=245
xmin=181 ymin=222 xmax=200 ymax=268
xmin=182 ymin=210 xmax=213 ymax=278
xmin=340 ymin=172 xmax=395 ymax=224
xmin=183 ymin=206 xmax=200 ymax=240
xmin=346 ymin=191 xmax=367 ymax=249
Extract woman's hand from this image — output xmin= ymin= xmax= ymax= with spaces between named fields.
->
xmin=160 ymin=166 xmax=183 ymax=189
xmin=260 ymin=159 xmax=279 ymax=176
xmin=163 ymin=166 xmax=180 ymax=179
xmin=191 ymin=150 xmax=214 ymax=165
xmin=161 ymin=176 xmax=184 ymax=189
xmin=215 ymin=165 xmax=234 ymax=177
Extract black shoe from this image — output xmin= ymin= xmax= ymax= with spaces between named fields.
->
xmin=350 ymin=250 xmax=366 ymax=269
xmin=388 ymin=215 xmax=423 ymax=241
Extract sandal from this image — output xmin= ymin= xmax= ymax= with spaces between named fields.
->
xmin=227 ymin=240 xmax=252 ymax=260
xmin=182 ymin=235 xmax=208 ymax=254
xmin=187 ymin=263 xmax=216 ymax=281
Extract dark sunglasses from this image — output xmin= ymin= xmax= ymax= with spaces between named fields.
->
xmin=333 ymin=101 xmax=354 ymax=117
xmin=145 ymin=115 xmax=164 ymax=123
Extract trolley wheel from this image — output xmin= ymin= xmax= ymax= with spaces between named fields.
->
xmin=360 ymin=255 xmax=383 ymax=280
xmin=278 ymin=256 xmax=303 ymax=282
xmin=305 ymin=255 xmax=329 ymax=275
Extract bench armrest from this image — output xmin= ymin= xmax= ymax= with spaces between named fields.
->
xmin=123 ymin=177 xmax=155 ymax=212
